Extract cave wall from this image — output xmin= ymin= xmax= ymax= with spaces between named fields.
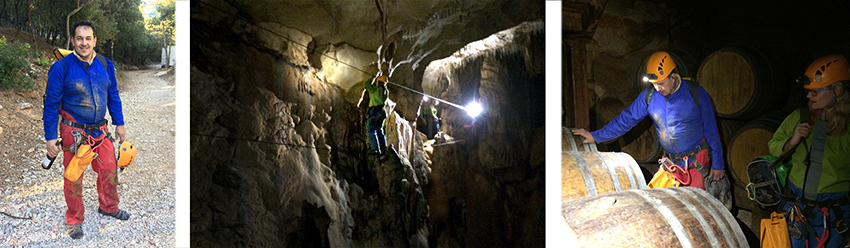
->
xmin=192 ymin=0 xmax=543 ymax=122
xmin=422 ymin=21 xmax=545 ymax=247
xmin=190 ymin=1 xmax=543 ymax=247
xmin=190 ymin=3 xmax=431 ymax=247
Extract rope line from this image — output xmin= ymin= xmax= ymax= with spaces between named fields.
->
xmin=190 ymin=132 xmax=331 ymax=151
xmin=195 ymin=0 xmax=468 ymax=110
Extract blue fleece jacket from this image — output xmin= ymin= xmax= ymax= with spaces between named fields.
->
xmin=590 ymin=80 xmax=725 ymax=170
xmin=43 ymin=52 xmax=123 ymax=141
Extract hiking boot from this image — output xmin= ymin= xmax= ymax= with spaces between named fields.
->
xmin=98 ymin=208 xmax=131 ymax=220
xmin=67 ymin=224 xmax=83 ymax=239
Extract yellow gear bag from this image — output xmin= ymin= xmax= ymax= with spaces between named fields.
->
xmin=647 ymin=168 xmax=680 ymax=188
xmin=760 ymin=211 xmax=791 ymax=248
xmin=64 ymin=144 xmax=95 ymax=182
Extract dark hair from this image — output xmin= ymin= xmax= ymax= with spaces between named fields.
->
xmin=73 ymin=20 xmax=96 ymax=38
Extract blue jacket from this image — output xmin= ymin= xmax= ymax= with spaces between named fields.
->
xmin=590 ymin=80 xmax=725 ymax=170
xmin=43 ymin=53 xmax=123 ymax=141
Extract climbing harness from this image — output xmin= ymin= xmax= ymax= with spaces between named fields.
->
xmin=60 ymin=118 xmax=111 ymax=182
xmin=647 ymin=157 xmax=685 ymax=188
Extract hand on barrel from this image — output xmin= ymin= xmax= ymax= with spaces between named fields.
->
xmin=571 ymin=128 xmax=595 ymax=144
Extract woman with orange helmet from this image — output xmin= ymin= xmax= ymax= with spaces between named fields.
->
xmin=769 ymin=54 xmax=850 ymax=248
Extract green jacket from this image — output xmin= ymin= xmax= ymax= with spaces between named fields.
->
xmin=768 ymin=109 xmax=850 ymax=194
xmin=364 ymin=79 xmax=388 ymax=107
xmin=420 ymin=104 xmax=437 ymax=118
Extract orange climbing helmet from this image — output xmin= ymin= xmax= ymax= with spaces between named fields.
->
xmin=644 ymin=51 xmax=677 ymax=83
xmin=375 ymin=75 xmax=388 ymax=84
xmin=117 ymin=141 xmax=136 ymax=169
xmin=800 ymin=54 xmax=850 ymax=89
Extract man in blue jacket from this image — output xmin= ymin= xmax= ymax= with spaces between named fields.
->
xmin=43 ymin=20 xmax=129 ymax=239
xmin=573 ymin=51 xmax=726 ymax=190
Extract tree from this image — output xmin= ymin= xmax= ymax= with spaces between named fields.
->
xmin=146 ymin=0 xmax=174 ymax=67
xmin=65 ymin=0 xmax=95 ymax=49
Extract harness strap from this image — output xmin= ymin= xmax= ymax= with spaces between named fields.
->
xmin=663 ymin=138 xmax=709 ymax=161
xmin=804 ymin=121 xmax=827 ymax=200
xmin=59 ymin=118 xmax=109 ymax=153
xmin=833 ymin=205 xmax=850 ymax=242
xmin=60 ymin=118 xmax=108 ymax=130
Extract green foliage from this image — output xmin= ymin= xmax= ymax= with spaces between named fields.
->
xmin=1 ymin=0 xmax=165 ymax=66
xmin=34 ymin=51 xmax=51 ymax=67
xmin=147 ymin=0 xmax=175 ymax=45
xmin=0 ymin=36 xmax=35 ymax=91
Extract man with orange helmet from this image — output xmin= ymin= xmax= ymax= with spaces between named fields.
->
xmin=42 ymin=20 xmax=130 ymax=239
xmin=770 ymin=54 xmax=850 ymax=248
xmin=573 ymin=51 xmax=726 ymax=191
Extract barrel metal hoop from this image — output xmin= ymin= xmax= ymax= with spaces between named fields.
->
xmin=598 ymin=153 xmax=622 ymax=191
xmin=635 ymin=189 xmax=693 ymax=248
xmin=689 ymin=188 xmax=748 ymax=247
xmin=567 ymin=128 xmax=579 ymax=151
xmin=571 ymin=151 xmax=597 ymax=196
xmin=661 ymin=188 xmax=723 ymax=248
xmin=616 ymin=152 xmax=644 ymax=190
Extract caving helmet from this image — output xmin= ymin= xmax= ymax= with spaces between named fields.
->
xmin=644 ymin=51 xmax=677 ymax=83
xmin=375 ymin=75 xmax=388 ymax=84
xmin=117 ymin=141 xmax=136 ymax=169
xmin=798 ymin=54 xmax=850 ymax=90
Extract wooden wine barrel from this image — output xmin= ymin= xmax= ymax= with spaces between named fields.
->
xmin=562 ymin=187 xmax=747 ymax=248
xmin=717 ymin=119 xmax=745 ymax=148
xmin=716 ymin=118 xmax=745 ymax=158
xmin=563 ymin=127 xmax=597 ymax=152
xmin=727 ymin=112 xmax=787 ymax=186
xmin=562 ymin=151 xmax=647 ymax=202
xmin=618 ymin=118 xmax=662 ymax=163
xmin=696 ymin=47 xmax=786 ymax=119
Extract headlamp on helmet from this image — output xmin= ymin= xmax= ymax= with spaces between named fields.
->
xmin=796 ymin=76 xmax=810 ymax=86
xmin=643 ymin=74 xmax=658 ymax=83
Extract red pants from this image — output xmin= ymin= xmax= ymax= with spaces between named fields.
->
xmin=60 ymin=111 xmax=119 ymax=225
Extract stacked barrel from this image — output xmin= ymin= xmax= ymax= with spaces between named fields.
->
xmin=562 ymin=127 xmax=747 ymax=247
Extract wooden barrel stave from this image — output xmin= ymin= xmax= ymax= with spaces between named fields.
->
xmin=562 ymin=187 xmax=747 ymax=248
xmin=562 ymin=151 xmax=647 ymax=203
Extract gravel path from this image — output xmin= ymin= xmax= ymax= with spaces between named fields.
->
xmin=0 ymin=66 xmax=176 ymax=247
